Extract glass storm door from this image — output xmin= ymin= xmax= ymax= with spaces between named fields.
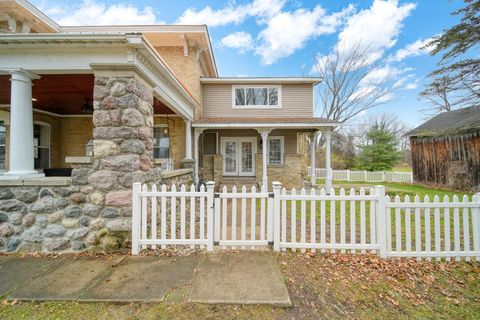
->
xmin=239 ymin=140 xmax=254 ymax=176
xmin=223 ymin=140 xmax=238 ymax=176
xmin=222 ymin=138 xmax=256 ymax=177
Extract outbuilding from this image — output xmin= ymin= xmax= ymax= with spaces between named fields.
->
xmin=406 ymin=106 xmax=480 ymax=191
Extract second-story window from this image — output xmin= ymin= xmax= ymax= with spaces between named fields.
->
xmin=234 ymin=86 xmax=280 ymax=107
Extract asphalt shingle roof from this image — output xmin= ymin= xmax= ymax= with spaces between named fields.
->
xmin=406 ymin=106 xmax=480 ymax=137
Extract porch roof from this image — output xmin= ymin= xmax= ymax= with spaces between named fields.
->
xmin=192 ymin=117 xmax=338 ymax=129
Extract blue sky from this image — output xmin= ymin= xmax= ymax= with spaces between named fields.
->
xmin=32 ymin=0 xmax=466 ymax=128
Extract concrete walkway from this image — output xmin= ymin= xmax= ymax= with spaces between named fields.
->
xmin=0 ymin=252 xmax=291 ymax=307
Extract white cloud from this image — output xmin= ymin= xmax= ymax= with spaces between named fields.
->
xmin=256 ymin=5 xmax=354 ymax=65
xmin=360 ymin=65 xmax=405 ymax=88
xmin=337 ymin=0 xmax=416 ymax=62
xmin=40 ymin=0 xmax=160 ymax=25
xmin=176 ymin=0 xmax=286 ymax=27
xmin=177 ymin=1 xmax=353 ymax=64
xmin=220 ymin=31 xmax=254 ymax=52
xmin=176 ymin=4 xmax=247 ymax=26
xmin=390 ymin=37 xmax=432 ymax=61
xmin=404 ymin=82 xmax=418 ymax=90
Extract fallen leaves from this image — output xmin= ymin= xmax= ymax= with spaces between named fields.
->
xmin=279 ymin=251 xmax=478 ymax=312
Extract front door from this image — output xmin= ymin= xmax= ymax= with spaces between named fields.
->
xmin=221 ymin=138 xmax=256 ymax=176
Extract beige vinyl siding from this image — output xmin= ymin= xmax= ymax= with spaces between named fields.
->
xmin=202 ymin=83 xmax=313 ymax=118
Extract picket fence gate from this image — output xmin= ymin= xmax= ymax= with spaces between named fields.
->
xmin=307 ymin=167 xmax=414 ymax=183
xmin=131 ymin=182 xmax=480 ymax=261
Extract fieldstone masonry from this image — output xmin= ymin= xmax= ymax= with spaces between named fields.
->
xmin=0 ymin=73 xmax=192 ymax=253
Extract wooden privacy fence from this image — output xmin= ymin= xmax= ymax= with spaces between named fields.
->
xmin=307 ymin=167 xmax=413 ymax=183
xmin=131 ymin=182 xmax=480 ymax=261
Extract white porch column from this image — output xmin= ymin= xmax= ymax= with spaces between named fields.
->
xmin=257 ymin=128 xmax=272 ymax=189
xmin=184 ymin=120 xmax=192 ymax=160
xmin=325 ymin=130 xmax=332 ymax=192
xmin=310 ymin=131 xmax=319 ymax=187
xmin=4 ymin=69 xmax=43 ymax=179
xmin=194 ymin=128 xmax=205 ymax=185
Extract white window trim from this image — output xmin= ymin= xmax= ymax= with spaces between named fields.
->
xmin=267 ymin=136 xmax=284 ymax=165
xmin=33 ymin=121 xmax=51 ymax=169
xmin=232 ymin=85 xmax=282 ymax=109
xmin=153 ymin=124 xmax=170 ymax=159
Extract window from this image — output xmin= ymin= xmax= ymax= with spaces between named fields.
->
xmin=0 ymin=121 xmax=5 ymax=170
xmin=34 ymin=122 xmax=50 ymax=169
xmin=153 ymin=126 xmax=170 ymax=159
xmin=234 ymin=86 xmax=280 ymax=107
xmin=267 ymin=137 xmax=284 ymax=165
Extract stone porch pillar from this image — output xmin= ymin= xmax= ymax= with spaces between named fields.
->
xmin=194 ymin=128 xmax=204 ymax=186
xmin=310 ymin=131 xmax=319 ymax=187
xmin=3 ymin=69 xmax=43 ymax=179
xmin=325 ymin=130 xmax=332 ymax=193
xmin=90 ymin=70 xmax=154 ymax=214
xmin=181 ymin=120 xmax=194 ymax=169
xmin=257 ymin=128 xmax=272 ymax=190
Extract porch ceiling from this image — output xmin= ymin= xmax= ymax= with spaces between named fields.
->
xmin=0 ymin=74 xmax=174 ymax=115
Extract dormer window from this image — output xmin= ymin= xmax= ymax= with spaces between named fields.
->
xmin=233 ymin=86 xmax=281 ymax=108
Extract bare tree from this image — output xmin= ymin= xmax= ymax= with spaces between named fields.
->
xmin=419 ymin=76 xmax=453 ymax=114
xmin=314 ymin=44 xmax=393 ymax=124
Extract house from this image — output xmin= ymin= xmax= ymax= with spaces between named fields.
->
xmin=406 ymin=106 xmax=480 ymax=191
xmin=0 ymin=0 xmax=335 ymax=252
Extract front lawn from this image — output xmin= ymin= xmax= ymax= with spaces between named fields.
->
xmin=1 ymin=253 xmax=479 ymax=319
xmin=316 ymin=179 xmax=474 ymax=199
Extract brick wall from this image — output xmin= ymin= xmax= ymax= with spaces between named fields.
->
xmin=59 ymin=117 xmax=93 ymax=167
xmin=154 ymin=46 xmax=204 ymax=119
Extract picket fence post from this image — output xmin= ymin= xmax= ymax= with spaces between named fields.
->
xmin=131 ymin=182 xmax=142 ymax=255
xmin=206 ymin=181 xmax=215 ymax=251
xmin=272 ymin=181 xmax=282 ymax=251
xmin=375 ymin=185 xmax=387 ymax=258
xmin=346 ymin=169 xmax=351 ymax=181
xmin=473 ymin=193 xmax=480 ymax=258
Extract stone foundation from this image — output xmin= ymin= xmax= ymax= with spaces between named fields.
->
xmin=0 ymin=169 xmax=192 ymax=253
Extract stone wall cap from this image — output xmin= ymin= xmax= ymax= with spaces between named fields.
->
xmin=65 ymin=156 xmax=93 ymax=164
xmin=0 ymin=177 xmax=72 ymax=187
xmin=161 ymin=168 xmax=193 ymax=179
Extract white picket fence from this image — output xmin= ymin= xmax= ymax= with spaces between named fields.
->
xmin=307 ymin=167 xmax=413 ymax=183
xmin=132 ymin=182 xmax=480 ymax=261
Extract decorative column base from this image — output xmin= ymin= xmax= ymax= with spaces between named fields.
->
xmin=181 ymin=158 xmax=195 ymax=169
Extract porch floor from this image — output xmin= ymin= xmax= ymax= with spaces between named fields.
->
xmin=0 ymin=252 xmax=291 ymax=306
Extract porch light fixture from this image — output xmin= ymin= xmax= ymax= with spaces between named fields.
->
xmin=82 ymin=98 xmax=93 ymax=114
xmin=32 ymin=98 xmax=37 ymax=102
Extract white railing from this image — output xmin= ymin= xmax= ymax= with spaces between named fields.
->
xmin=273 ymin=185 xmax=380 ymax=253
xmin=131 ymin=182 xmax=214 ymax=254
xmin=385 ymin=194 xmax=480 ymax=260
xmin=132 ymin=182 xmax=480 ymax=261
xmin=214 ymin=185 xmax=273 ymax=249
xmin=307 ymin=167 xmax=413 ymax=183
xmin=159 ymin=158 xmax=174 ymax=171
